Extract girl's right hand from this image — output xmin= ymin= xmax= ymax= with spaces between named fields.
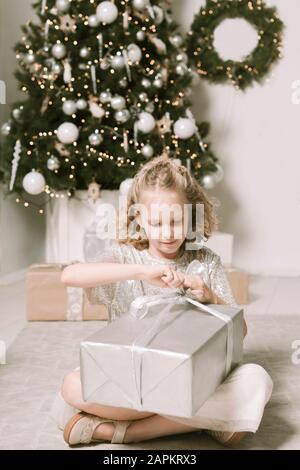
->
xmin=141 ymin=265 xmax=185 ymax=289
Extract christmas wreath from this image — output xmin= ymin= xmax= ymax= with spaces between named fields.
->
xmin=186 ymin=0 xmax=284 ymax=90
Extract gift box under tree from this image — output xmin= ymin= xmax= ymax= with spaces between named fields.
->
xmin=26 ymin=264 xmax=107 ymax=321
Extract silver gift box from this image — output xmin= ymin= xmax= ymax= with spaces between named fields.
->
xmin=80 ymin=294 xmax=244 ymax=418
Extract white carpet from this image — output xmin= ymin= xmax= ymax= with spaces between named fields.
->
xmin=0 ymin=314 xmax=299 ymax=450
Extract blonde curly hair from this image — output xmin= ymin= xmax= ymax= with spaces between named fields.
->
xmin=117 ymin=156 xmax=219 ymax=251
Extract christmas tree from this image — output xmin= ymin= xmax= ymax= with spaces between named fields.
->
xmin=0 ymin=0 xmax=222 ymax=209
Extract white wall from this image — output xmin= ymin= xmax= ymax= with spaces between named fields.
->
xmin=173 ymin=0 xmax=300 ymax=276
xmin=0 ymin=0 xmax=299 ymax=276
xmin=0 ymin=1 xmax=45 ymax=278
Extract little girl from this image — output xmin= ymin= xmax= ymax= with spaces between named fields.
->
xmin=52 ymin=156 xmax=273 ymax=447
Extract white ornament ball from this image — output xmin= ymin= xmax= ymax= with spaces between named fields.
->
xmin=52 ymin=43 xmax=67 ymax=59
xmin=12 ymin=107 xmax=22 ymax=121
xmin=57 ymin=122 xmax=79 ymax=144
xmin=47 ymin=156 xmax=60 ymax=171
xmin=88 ymin=14 xmax=100 ymax=28
xmin=127 ymin=44 xmax=142 ymax=63
xmin=23 ymin=171 xmax=46 ymax=195
xmin=120 ymin=178 xmax=134 ymax=196
xmin=169 ymin=34 xmax=183 ymax=48
xmin=201 ymin=174 xmax=217 ymax=190
xmin=119 ymin=77 xmax=128 ymax=88
xmin=52 ymin=63 xmax=62 ymax=74
xmin=142 ymin=144 xmax=154 ymax=158
xmin=79 ymin=47 xmax=90 ymax=58
xmin=174 ymin=118 xmax=196 ymax=139
xmin=176 ymin=63 xmax=188 ymax=76
xmin=1 ymin=122 xmax=12 ymax=136
xmin=63 ymin=100 xmax=77 ymax=115
xmin=96 ymin=1 xmax=118 ymax=24
xmin=176 ymin=52 xmax=188 ymax=64
xmin=137 ymin=112 xmax=156 ymax=133
xmin=141 ymin=78 xmax=151 ymax=88
xmin=111 ymin=55 xmax=125 ymax=70
xmin=24 ymin=52 xmax=35 ymax=64
xmin=56 ymin=0 xmax=70 ymax=13
xmin=99 ymin=91 xmax=112 ymax=104
xmin=132 ymin=0 xmax=149 ymax=10
xmin=153 ymin=77 xmax=163 ymax=88
xmin=114 ymin=109 xmax=130 ymax=123
xmin=89 ymin=133 xmax=103 ymax=147
xmin=111 ymin=95 xmax=126 ymax=111
xmin=76 ymin=99 xmax=87 ymax=110
xmin=136 ymin=31 xmax=146 ymax=41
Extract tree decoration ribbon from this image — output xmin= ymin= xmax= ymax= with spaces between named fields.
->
xmin=186 ymin=0 xmax=284 ymax=91
xmin=10 ymin=139 xmax=22 ymax=191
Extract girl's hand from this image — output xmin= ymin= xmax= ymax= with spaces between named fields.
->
xmin=141 ymin=265 xmax=183 ymax=288
xmin=182 ymin=274 xmax=214 ymax=303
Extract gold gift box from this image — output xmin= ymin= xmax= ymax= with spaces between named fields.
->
xmin=26 ymin=264 xmax=108 ymax=321
xmin=225 ymin=268 xmax=249 ymax=305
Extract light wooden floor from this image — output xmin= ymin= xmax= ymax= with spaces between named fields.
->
xmin=0 ymin=275 xmax=300 ymax=450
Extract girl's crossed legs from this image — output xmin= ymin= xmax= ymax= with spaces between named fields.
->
xmin=61 ymin=369 xmax=245 ymax=445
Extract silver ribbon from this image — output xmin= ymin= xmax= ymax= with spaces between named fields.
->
xmin=128 ymin=261 xmax=234 ymax=410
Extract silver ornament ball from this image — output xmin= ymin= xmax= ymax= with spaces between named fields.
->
xmin=52 ymin=63 xmax=62 ymax=74
xmin=132 ymin=0 xmax=149 ymax=11
xmin=88 ymin=14 xmax=100 ymax=28
xmin=119 ymin=77 xmax=128 ymax=88
xmin=1 ymin=122 xmax=12 ymax=136
xmin=56 ymin=0 xmax=70 ymax=13
xmin=12 ymin=107 xmax=22 ymax=121
xmin=111 ymin=55 xmax=125 ymax=70
xmin=114 ymin=109 xmax=130 ymax=123
xmin=47 ymin=156 xmax=60 ymax=171
xmin=136 ymin=30 xmax=146 ymax=41
xmin=111 ymin=95 xmax=126 ymax=111
xmin=153 ymin=78 xmax=163 ymax=88
xmin=76 ymin=99 xmax=87 ymax=110
xmin=96 ymin=1 xmax=119 ymax=24
xmin=176 ymin=52 xmax=188 ymax=64
xmin=139 ymin=92 xmax=148 ymax=102
xmin=169 ymin=35 xmax=183 ymax=48
xmin=99 ymin=91 xmax=112 ymax=104
xmin=24 ymin=52 xmax=35 ymax=64
xmin=176 ymin=63 xmax=188 ymax=76
xmin=52 ymin=43 xmax=67 ymax=59
xmin=62 ymin=100 xmax=77 ymax=115
xmin=89 ymin=133 xmax=103 ymax=147
xmin=201 ymin=174 xmax=217 ymax=190
xmin=141 ymin=78 xmax=151 ymax=89
xmin=79 ymin=47 xmax=90 ymax=59
xmin=142 ymin=144 xmax=154 ymax=158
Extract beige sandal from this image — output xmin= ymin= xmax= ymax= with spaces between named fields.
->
xmin=206 ymin=429 xmax=247 ymax=446
xmin=63 ymin=412 xmax=132 ymax=446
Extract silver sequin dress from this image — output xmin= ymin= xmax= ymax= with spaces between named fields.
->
xmin=85 ymin=241 xmax=238 ymax=323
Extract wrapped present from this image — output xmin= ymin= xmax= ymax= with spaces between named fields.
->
xmin=80 ymin=290 xmax=244 ymax=418
xmin=225 ymin=268 xmax=249 ymax=305
xmin=26 ymin=264 xmax=108 ymax=321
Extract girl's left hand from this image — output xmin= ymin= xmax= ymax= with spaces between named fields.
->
xmin=161 ymin=269 xmax=214 ymax=303
xmin=182 ymin=274 xmax=214 ymax=303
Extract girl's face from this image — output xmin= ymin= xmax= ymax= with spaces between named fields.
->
xmin=137 ymin=188 xmax=189 ymax=259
